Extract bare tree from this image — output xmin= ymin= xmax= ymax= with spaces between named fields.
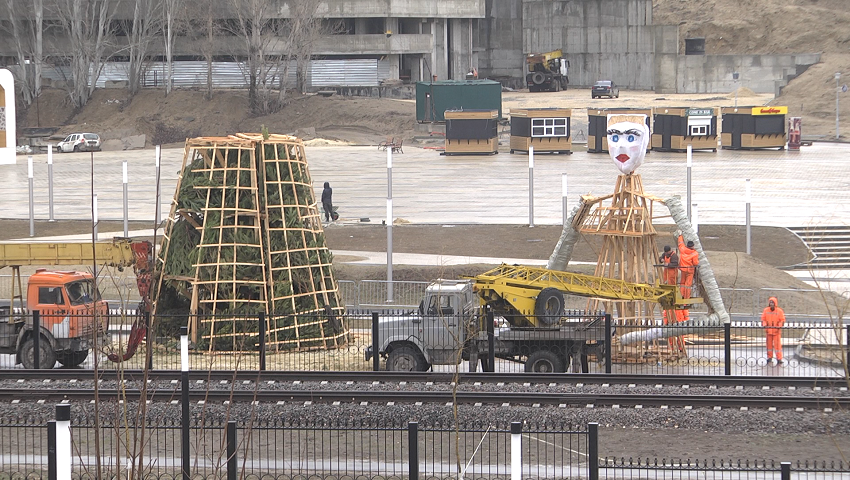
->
xmin=162 ymin=0 xmax=184 ymax=95
xmin=126 ymin=0 xmax=161 ymax=95
xmin=52 ymin=0 xmax=119 ymax=108
xmin=229 ymin=0 xmax=275 ymax=114
xmin=1 ymin=0 xmax=44 ymax=106
xmin=229 ymin=0 xmax=338 ymax=114
xmin=276 ymin=0 xmax=327 ymax=103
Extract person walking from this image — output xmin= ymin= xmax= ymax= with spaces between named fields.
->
xmin=659 ymin=245 xmax=679 ymax=285
xmin=321 ymin=182 xmax=334 ymax=222
xmin=761 ymin=296 xmax=786 ymax=365
xmin=677 ymin=234 xmax=699 ymax=298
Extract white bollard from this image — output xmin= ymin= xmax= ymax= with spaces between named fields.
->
xmin=56 ymin=404 xmax=71 ymax=480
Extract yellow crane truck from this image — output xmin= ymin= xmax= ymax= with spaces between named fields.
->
xmin=366 ymin=264 xmax=701 ymax=373
xmin=0 ymin=239 xmax=153 ymax=368
xmin=526 ymin=49 xmax=570 ymax=92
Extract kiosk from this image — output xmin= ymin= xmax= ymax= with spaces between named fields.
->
xmin=444 ymin=109 xmax=499 ymax=155
xmin=651 ymin=107 xmax=718 ymax=152
xmin=509 ymin=108 xmax=571 ymax=154
xmin=588 ymin=108 xmax=652 ymax=153
xmin=0 ymin=69 xmax=15 ymax=165
xmin=721 ymin=106 xmax=787 ymax=150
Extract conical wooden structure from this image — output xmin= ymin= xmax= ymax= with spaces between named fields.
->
xmin=154 ymin=134 xmax=346 ymax=352
xmin=574 ymin=173 xmax=671 ymax=358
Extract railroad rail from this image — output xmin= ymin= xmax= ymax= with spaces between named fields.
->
xmin=0 ymin=369 xmax=845 ymax=389
xmin=0 ymin=387 xmax=847 ymax=410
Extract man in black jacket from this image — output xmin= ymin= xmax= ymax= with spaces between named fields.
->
xmin=321 ymin=182 xmax=334 ymax=222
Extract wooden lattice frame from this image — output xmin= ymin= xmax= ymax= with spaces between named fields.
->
xmin=154 ymin=134 xmax=346 ymax=352
xmin=574 ymin=174 xmax=663 ymax=323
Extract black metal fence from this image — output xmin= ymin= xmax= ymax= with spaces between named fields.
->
xmin=3 ymin=413 xmax=848 ymax=479
xmin=1 ymin=310 xmax=848 ymax=377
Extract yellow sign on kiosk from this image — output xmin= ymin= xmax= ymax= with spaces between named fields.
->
xmin=751 ymin=106 xmax=788 ymax=115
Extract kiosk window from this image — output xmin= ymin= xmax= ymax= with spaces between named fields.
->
xmin=531 ymin=118 xmax=568 ymax=137
xmin=689 ymin=125 xmax=708 ymax=136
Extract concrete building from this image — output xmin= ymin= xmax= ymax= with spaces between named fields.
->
xmin=0 ymin=0 xmax=821 ymax=95
xmin=0 ymin=0 xmax=484 ymax=87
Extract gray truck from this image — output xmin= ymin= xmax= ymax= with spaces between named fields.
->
xmin=365 ymin=279 xmax=608 ymax=373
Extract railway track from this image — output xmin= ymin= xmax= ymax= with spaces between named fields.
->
xmin=0 ymin=369 xmax=846 ymax=389
xmin=0 ymin=370 xmax=846 ymax=410
xmin=1 ymin=387 xmax=847 ymax=410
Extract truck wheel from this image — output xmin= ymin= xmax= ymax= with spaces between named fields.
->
xmin=525 ymin=350 xmax=565 ymax=373
xmin=531 ymin=72 xmax=546 ymax=85
xmin=535 ymin=288 xmax=564 ymax=325
xmin=20 ymin=336 xmax=57 ymax=369
xmin=387 ymin=345 xmax=430 ymax=372
xmin=58 ymin=350 xmax=89 ymax=368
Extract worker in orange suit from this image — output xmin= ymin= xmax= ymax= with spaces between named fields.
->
xmin=761 ymin=297 xmax=786 ymax=366
xmin=677 ymin=234 xmax=699 ymax=298
xmin=659 ymin=245 xmax=679 ymax=285
xmin=662 ymin=309 xmax=688 ymax=356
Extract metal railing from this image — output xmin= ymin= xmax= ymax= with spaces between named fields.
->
xmin=4 ymin=414 xmax=848 ymax=480
xmin=0 ymin=309 xmax=847 ymax=377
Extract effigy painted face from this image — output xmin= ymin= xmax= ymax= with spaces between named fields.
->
xmin=607 ymin=114 xmax=650 ymax=175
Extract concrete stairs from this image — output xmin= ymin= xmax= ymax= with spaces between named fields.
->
xmin=786 ymin=226 xmax=850 ymax=270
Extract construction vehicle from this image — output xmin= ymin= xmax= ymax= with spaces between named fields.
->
xmin=526 ymin=49 xmax=569 ymax=92
xmin=366 ymin=264 xmax=701 ymax=373
xmin=0 ymin=239 xmax=153 ymax=368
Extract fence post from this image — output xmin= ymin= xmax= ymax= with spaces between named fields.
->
xmin=604 ymin=314 xmax=612 ymax=374
xmin=487 ymin=308 xmax=495 ymax=373
xmin=55 ymin=404 xmax=71 ymax=480
xmin=781 ymin=462 xmax=791 ymax=480
xmin=588 ymin=422 xmax=599 ymax=480
xmin=33 ymin=310 xmax=40 ymax=369
xmin=259 ymin=312 xmax=266 ymax=371
xmin=145 ymin=312 xmax=153 ymax=371
xmin=511 ymin=422 xmax=522 ymax=480
xmin=408 ymin=422 xmax=419 ymax=480
xmin=372 ymin=312 xmax=380 ymax=372
xmin=845 ymin=325 xmax=850 ymax=364
xmin=47 ymin=420 xmax=56 ymax=480
xmin=226 ymin=421 xmax=237 ymax=480
xmin=180 ymin=326 xmax=190 ymax=480
xmin=724 ymin=323 xmax=732 ymax=376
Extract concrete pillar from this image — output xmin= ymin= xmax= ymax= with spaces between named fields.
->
xmin=388 ymin=54 xmax=400 ymax=80
xmin=354 ymin=18 xmax=368 ymax=35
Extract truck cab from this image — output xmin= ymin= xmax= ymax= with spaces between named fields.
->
xmin=366 ymin=280 xmax=477 ymax=371
xmin=0 ymin=269 xmax=109 ymax=368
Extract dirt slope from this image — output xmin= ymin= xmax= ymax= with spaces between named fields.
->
xmin=653 ymin=0 xmax=850 ymax=55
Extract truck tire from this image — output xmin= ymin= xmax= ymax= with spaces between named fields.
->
xmin=531 ymin=72 xmax=546 ymax=85
xmin=534 ymin=288 xmax=564 ymax=325
xmin=387 ymin=345 xmax=430 ymax=372
xmin=20 ymin=336 xmax=57 ymax=369
xmin=58 ymin=350 xmax=89 ymax=368
xmin=525 ymin=350 xmax=565 ymax=373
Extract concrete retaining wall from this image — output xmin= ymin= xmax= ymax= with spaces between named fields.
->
xmin=674 ymin=53 xmax=821 ymax=96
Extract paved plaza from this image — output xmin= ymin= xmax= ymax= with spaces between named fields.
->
xmin=2 ymin=142 xmax=849 ymax=229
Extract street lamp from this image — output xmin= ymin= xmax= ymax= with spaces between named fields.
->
xmin=836 ymin=72 xmax=841 ymax=140
xmin=732 ymin=71 xmax=739 ymax=108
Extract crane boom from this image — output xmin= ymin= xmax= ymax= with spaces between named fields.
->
xmin=471 ymin=264 xmax=702 ymax=327
xmin=0 ymin=239 xmax=138 ymax=268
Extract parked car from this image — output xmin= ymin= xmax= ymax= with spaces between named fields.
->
xmin=591 ymin=80 xmax=619 ymax=99
xmin=56 ymin=133 xmax=101 ymax=153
